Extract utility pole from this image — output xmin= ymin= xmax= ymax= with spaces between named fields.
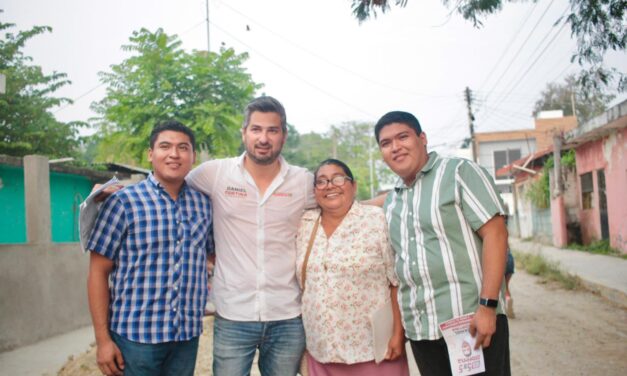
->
xmin=570 ymin=87 xmax=577 ymax=127
xmin=205 ymin=0 xmax=211 ymax=52
xmin=464 ymin=87 xmax=477 ymax=162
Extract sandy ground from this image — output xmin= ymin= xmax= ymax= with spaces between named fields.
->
xmin=58 ymin=270 xmax=627 ymax=375
xmin=507 ymin=271 xmax=627 ymax=375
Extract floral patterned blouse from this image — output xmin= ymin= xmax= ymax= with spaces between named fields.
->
xmin=296 ymin=201 xmax=398 ymax=364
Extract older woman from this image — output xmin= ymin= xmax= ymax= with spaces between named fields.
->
xmin=296 ymin=159 xmax=409 ymax=375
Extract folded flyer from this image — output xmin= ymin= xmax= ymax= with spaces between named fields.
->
xmin=439 ymin=313 xmax=486 ymax=376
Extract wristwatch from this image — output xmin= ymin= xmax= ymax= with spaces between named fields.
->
xmin=479 ymin=297 xmax=498 ymax=308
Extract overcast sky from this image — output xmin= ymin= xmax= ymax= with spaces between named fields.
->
xmin=4 ymin=0 xmax=626 ymax=152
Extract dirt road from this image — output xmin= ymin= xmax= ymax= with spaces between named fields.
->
xmin=508 ymin=270 xmax=626 ymax=375
xmin=58 ymin=269 xmax=627 ymax=375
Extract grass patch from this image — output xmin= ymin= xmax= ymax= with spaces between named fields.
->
xmin=513 ymin=251 xmax=583 ymax=290
xmin=567 ymin=240 xmax=627 ymax=259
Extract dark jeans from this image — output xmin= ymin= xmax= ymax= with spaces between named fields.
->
xmin=410 ymin=314 xmax=510 ymax=376
xmin=110 ymin=331 xmax=199 ymax=376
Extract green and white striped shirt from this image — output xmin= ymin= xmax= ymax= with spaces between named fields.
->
xmin=384 ymin=151 xmax=506 ymax=341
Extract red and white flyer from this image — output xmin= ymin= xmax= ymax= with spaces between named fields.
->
xmin=439 ymin=313 xmax=486 ymax=376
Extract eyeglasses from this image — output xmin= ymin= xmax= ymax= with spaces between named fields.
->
xmin=314 ymin=175 xmax=352 ymax=189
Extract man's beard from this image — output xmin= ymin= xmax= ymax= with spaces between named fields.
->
xmin=245 ymin=144 xmax=282 ymax=165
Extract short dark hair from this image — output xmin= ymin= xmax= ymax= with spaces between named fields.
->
xmin=314 ymin=158 xmax=354 ymax=183
xmin=243 ymin=96 xmax=287 ymax=132
xmin=374 ymin=111 xmax=422 ymax=143
xmin=149 ymin=120 xmax=196 ymax=151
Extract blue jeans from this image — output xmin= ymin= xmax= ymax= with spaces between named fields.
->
xmin=110 ymin=331 xmax=199 ymax=376
xmin=213 ymin=315 xmax=306 ymax=376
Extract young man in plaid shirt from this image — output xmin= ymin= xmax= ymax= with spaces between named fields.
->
xmin=87 ymin=120 xmax=213 ymax=376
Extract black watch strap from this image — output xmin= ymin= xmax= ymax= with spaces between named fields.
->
xmin=479 ymin=297 xmax=498 ymax=308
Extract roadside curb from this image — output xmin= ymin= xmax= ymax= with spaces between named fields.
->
xmin=510 ymin=237 xmax=627 ymax=309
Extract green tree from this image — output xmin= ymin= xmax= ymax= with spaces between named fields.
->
xmin=284 ymin=120 xmax=401 ymax=199
xmin=281 ymin=123 xmax=305 ymax=165
xmin=285 ymin=129 xmax=334 ymax=172
xmin=350 ymin=0 xmax=626 ymax=92
xmin=286 ymin=121 xmax=388 ymax=200
xmin=91 ymin=28 xmax=260 ymax=166
xmin=533 ymin=73 xmax=616 ymax=123
xmin=333 ymin=121 xmax=399 ymax=199
xmin=0 ymin=20 xmax=84 ymax=157
xmin=331 ymin=122 xmax=373 ymax=199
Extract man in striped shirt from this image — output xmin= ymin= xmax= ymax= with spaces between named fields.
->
xmin=375 ymin=111 xmax=511 ymax=376
xmin=87 ymin=121 xmax=213 ymax=376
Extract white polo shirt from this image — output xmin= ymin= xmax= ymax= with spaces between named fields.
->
xmin=186 ymin=153 xmax=315 ymax=321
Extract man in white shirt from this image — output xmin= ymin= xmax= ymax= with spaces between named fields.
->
xmin=186 ymin=96 xmax=315 ymax=376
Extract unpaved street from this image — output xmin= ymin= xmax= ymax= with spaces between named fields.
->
xmin=508 ymin=270 xmax=626 ymax=375
xmin=58 ymin=269 xmax=627 ymax=375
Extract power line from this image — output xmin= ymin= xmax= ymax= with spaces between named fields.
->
xmin=548 ymin=60 xmax=576 ymax=84
xmin=480 ymin=105 xmax=532 ymax=121
xmin=213 ymin=0 xmax=458 ymax=100
xmin=475 ymin=35 xmax=575 ymax=130
xmin=480 ymin=8 xmax=570 ymax=128
xmin=427 ymin=99 xmax=467 ymax=139
xmin=490 ymin=16 xmax=569 ymax=111
xmin=209 ymin=20 xmax=376 ymax=118
xmin=54 ymin=19 xmax=207 ymax=115
xmin=480 ymin=0 xmax=557 ymax=104
xmin=53 ymin=83 xmax=105 ymax=114
xmin=477 ymin=1 xmax=540 ymax=92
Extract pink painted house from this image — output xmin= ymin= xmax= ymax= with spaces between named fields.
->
xmin=497 ymin=100 xmax=627 ymax=253
xmin=562 ymin=100 xmax=627 ymax=253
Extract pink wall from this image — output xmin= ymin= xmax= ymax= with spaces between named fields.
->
xmin=575 ymin=128 xmax=627 ymax=252
xmin=605 ymin=128 xmax=627 ymax=252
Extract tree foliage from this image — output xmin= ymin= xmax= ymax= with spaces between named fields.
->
xmin=350 ymin=0 xmax=626 ymax=92
xmin=525 ymin=150 xmax=575 ymax=209
xmin=0 ymin=20 xmax=83 ymax=157
xmin=91 ymin=28 xmax=261 ymax=166
xmin=283 ymin=121 xmax=394 ymax=200
xmin=533 ymin=73 xmax=616 ymax=123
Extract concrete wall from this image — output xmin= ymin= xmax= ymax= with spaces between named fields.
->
xmin=50 ymin=171 xmax=93 ymax=242
xmin=0 ymin=155 xmax=92 ymax=351
xmin=0 ymin=243 xmax=90 ymax=351
xmin=0 ymin=164 xmax=27 ymax=243
xmin=532 ymin=206 xmax=553 ymax=244
xmin=1 ymin=160 xmax=95 ymax=244
xmin=514 ymin=179 xmax=536 ymax=239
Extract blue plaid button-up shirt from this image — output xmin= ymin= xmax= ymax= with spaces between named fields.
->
xmin=87 ymin=174 xmax=213 ymax=343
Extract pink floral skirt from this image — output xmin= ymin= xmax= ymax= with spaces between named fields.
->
xmin=306 ymin=351 xmax=410 ymax=376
